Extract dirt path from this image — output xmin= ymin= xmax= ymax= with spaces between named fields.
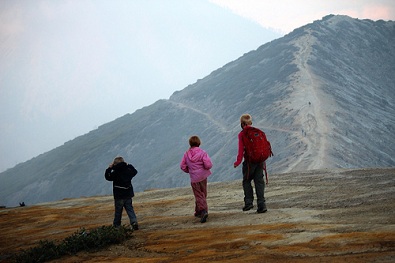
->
xmin=169 ymin=100 xmax=229 ymax=133
xmin=1 ymin=168 xmax=394 ymax=262
xmin=289 ymin=29 xmax=330 ymax=171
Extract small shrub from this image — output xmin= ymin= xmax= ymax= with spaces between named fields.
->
xmin=12 ymin=225 xmax=133 ymax=263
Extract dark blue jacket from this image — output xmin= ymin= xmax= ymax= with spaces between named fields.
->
xmin=105 ymin=162 xmax=137 ymax=199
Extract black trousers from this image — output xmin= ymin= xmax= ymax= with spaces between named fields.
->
xmin=242 ymin=161 xmax=266 ymax=208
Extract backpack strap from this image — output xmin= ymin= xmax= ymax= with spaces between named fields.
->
xmin=263 ymin=162 xmax=269 ymax=185
xmin=247 ymin=162 xmax=269 ymax=185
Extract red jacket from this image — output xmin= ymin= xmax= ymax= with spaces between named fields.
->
xmin=234 ymin=125 xmax=251 ymax=167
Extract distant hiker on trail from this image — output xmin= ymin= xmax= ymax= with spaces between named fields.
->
xmin=105 ymin=156 xmax=139 ymax=230
xmin=180 ymin=135 xmax=213 ymax=223
xmin=234 ymin=114 xmax=273 ymax=213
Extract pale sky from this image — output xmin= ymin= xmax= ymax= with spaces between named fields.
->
xmin=0 ymin=0 xmax=394 ymax=172
xmin=210 ymin=0 xmax=395 ymax=34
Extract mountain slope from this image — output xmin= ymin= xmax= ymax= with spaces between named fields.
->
xmin=0 ymin=15 xmax=394 ymax=207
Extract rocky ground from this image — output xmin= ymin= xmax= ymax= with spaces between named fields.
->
xmin=1 ymin=167 xmax=394 ymax=262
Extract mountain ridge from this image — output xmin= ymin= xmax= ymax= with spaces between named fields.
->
xmin=0 ymin=15 xmax=394 ymax=207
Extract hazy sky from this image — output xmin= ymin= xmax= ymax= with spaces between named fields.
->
xmin=1 ymin=0 xmax=394 ymax=172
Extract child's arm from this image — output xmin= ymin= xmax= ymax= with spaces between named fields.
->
xmin=203 ymin=152 xmax=213 ymax=170
xmin=180 ymin=154 xmax=189 ymax=173
xmin=104 ymin=166 xmax=114 ymax=181
xmin=234 ymin=132 xmax=244 ymax=168
xmin=127 ymin=164 xmax=138 ymax=177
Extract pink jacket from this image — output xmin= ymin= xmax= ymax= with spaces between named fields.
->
xmin=180 ymin=147 xmax=212 ymax=183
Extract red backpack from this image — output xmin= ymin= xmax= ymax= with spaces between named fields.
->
xmin=242 ymin=126 xmax=273 ymax=184
xmin=242 ymin=126 xmax=273 ymax=163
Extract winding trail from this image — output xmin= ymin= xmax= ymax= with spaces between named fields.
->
xmin=286 ymin=30 xmax=329 ymax=171
xmin=168 ymin=100 xmax=229 ymax=133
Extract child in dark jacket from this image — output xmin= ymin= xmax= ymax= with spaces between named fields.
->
xmin=180 ymin=136 xmax=213 ymax=223
xmin=105 ymin=156 xmax=139 ymax=230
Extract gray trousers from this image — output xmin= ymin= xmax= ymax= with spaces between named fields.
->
xmin=242 ymin=161 xmax=266 ymax=208
xmin=113 ymin=198 xmax=137 ymax=227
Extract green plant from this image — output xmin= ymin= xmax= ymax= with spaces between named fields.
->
xmin=12 ymin=225 xmax=133 ymax=263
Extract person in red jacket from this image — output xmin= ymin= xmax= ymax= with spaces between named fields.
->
xmin=105 ymin=156 xmax=139 ymax=230
xmin=234 ymin=114 xmax=267 ymax=213
xmin=180 ymin=135 xmax=213 ymax=223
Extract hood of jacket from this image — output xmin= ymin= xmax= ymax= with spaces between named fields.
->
xmin=187 ymin=147 xmax=206 ymax=162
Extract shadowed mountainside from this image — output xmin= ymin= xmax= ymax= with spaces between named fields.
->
xmin=0 ymin=15 xmax=394 ymax=207
xmin=0 ymin=168 xmax=394 ymax=262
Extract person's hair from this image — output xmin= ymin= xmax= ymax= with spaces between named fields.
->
xmin=113 ymin=156 xmax=124 ymax=165
xmin=189 ymin=136 xmax=201 ymax=147
xmin=240 ymin=114 xmax=252 ymax=126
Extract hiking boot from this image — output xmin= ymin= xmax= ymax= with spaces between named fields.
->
xmin=257 ymin=208 xmax=267 ymax=213
xmin=257 ymin=204 xmax=267 ymax=213
xmin=131 ymin=222 xmax=139 ymax=230
xmin=200 ymin=211 xmax=208 ymax=223
xmin=242 ymin=204 xmax=254 ymax=211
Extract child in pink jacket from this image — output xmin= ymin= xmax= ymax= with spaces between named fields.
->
xmin=180 ymin=135 xmax=213 ymax=223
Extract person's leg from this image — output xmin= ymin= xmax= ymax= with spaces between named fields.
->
xmin=191 ymin=183 xmax=201 ymax=216
xmin=191 ymin=181 xmax=208 ymax=223
xmin=113 ymin=199 xmax=124 ymax=227
xmin=242 ymin=162 xmax=254 ymax=210
xmin=191 ymin=181 xmax=206 ymax=213
xmin=194 ymin=203 xmax=200 ymax=217
xmin=253 ymin=163 xmax=267 ymax=213
xmin=124 ymin=198 xmax=138 ymax=229
xmin=200 ymin=179 xmax=208 ymax=213
xmin=200 ymin=179 xmax=209 ymax=223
